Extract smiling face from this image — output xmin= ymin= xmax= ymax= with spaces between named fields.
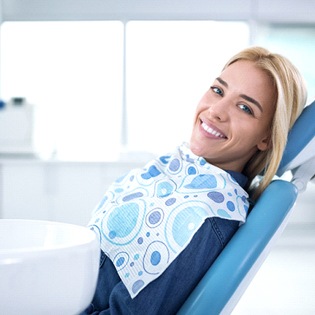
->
xmin=190 ymin=60 xmax=276 ymax=173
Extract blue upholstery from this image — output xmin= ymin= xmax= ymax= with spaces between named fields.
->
xmin=178 ymin=101 xmax=315 ymax=315
xmin=178 ymin=180 xmax=297 ymax=315
xmin=278 ymin=100 xmax=315 ymax=175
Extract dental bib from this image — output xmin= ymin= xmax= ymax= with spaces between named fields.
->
xmin=89 ymin=143 xmax=249 ymax=298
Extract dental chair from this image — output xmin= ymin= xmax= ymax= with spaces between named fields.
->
xmin=178 ymin=101 xmax=315 ymax=315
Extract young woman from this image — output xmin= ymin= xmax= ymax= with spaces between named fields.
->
xmin=81 ymin=47 xmax=307 ymax=314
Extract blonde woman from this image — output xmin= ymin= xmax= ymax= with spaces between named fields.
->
xmin=81 ymin=47 xmax=307 ymax=315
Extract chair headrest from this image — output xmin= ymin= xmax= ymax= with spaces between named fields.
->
xmin=277 ymin=101 xmax=315 ymax=176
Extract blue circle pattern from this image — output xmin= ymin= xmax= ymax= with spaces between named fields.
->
xmin=89 ymin=143 xmax=249 ymax=298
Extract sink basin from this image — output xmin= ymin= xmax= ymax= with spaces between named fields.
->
xmin=0 ymin=219 xmax=100 ymax=315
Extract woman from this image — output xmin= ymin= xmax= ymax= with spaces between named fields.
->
xmin=81 ymin=47 xmax=307 ymax=314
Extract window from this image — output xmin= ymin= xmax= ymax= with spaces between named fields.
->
xmin=1 ymin=21 xmax=123 ymax=160
xmin=0 ymin=21 xmax=250 ymax=160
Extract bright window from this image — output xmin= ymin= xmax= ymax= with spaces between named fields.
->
xmin=0 ymin=21 xmax=250 ymax=160
xmin=1 ymin=21 xmax=123 ymax=160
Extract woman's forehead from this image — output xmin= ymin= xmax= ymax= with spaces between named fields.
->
xmin=220 ymin=60 xmax=276 ymax=107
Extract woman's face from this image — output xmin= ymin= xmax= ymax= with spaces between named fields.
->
xmin=190 ymin=60 xmax=276 ymax=173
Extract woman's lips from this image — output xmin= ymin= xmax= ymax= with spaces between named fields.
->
xmin=201 ymin=121 xmax=227 ymax=139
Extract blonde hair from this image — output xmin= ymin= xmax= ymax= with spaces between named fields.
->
xmin=224 ymin=47 xmax=307 ymax=200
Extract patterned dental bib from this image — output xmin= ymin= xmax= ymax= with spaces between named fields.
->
xmin=89 ymin=143 xmax=249 ymax=298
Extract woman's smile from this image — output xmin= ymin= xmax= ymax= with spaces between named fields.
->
xmin=200 ymin=120 xmax=227 ymax=139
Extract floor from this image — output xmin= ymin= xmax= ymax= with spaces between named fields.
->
xmin=232 ymin=224 xmax=315 ymax=314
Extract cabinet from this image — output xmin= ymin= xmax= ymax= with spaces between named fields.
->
xmin=0 ymin=160 xmax=139 ymax=226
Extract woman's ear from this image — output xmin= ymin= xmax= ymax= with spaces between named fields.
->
xmin=257 ymin=134 xmax=272 ymax=151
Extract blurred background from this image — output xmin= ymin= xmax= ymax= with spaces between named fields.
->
xmin=0 ymin=1 xmax=314 ymax=313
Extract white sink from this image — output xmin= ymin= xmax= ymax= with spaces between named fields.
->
xmin=0 ymin=219 xmax=100 ymax=315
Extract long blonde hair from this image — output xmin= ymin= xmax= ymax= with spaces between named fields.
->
xmin=224 ymin=47 xmax=307 ymax=200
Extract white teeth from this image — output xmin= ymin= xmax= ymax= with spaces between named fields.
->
xmin=201 ymin=122 xmax=225 ymax=138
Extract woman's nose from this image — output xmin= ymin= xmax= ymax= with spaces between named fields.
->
xmin=207 ymin=99 xmax=229 ymax=121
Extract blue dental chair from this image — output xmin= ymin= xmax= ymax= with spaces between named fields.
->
xmin=178 ymin=101 xmax=315 ymax=315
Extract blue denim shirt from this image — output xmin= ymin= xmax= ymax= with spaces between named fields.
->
xmin=80 ymin=171 xmax=247 ymax=315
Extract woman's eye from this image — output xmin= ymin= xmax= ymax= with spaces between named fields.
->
xmin=211 ymin=86 xmax=223 ymax=96
xmin=239 ymin=104 xmax=253 ymax=116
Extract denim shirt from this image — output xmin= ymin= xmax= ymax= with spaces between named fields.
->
xmin=80 ymin=171 xmax=247 ymax=315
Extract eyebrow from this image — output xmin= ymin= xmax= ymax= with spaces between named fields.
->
xmin=216 ymin=77 xmax=263 ymax=113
